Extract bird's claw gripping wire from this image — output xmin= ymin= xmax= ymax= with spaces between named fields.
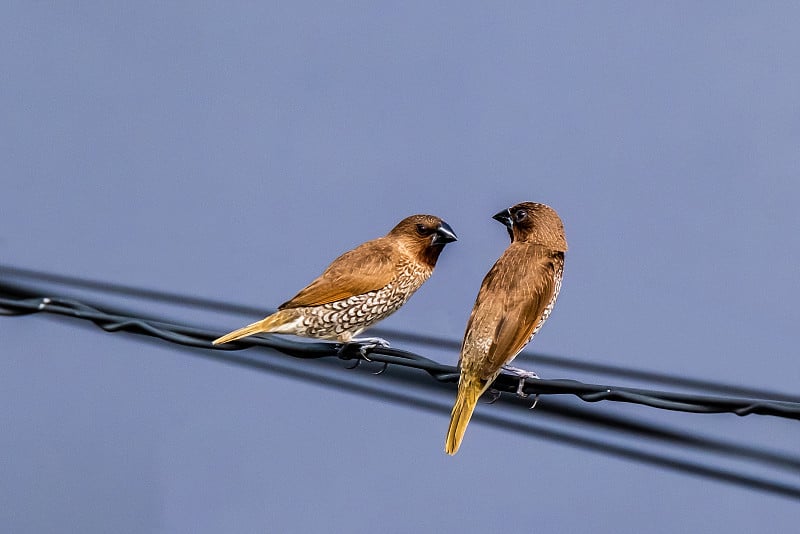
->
xmin=371 ymin=362 xmax=389 ymax=375
xmin=483 ymin=388 xmax=502 ymax=404
xmin=339 ymin=337 xmax=390 ymax=373
xmin=502 ymin=365 xmax=541 ymax=409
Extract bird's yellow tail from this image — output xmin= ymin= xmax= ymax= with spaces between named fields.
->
xmin=445 ymin=373 xmax=487 ymax=455
xmin=212 ymin=310 xmax=296 ymax=345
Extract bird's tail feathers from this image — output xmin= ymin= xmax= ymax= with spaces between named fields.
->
xmin=212 ymin=310 xmax=298 ymax=345
xmin=445 ymin=373 xmax=487 ymax=455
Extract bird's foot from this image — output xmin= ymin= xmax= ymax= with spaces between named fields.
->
xmin=348 ymin=337 xmax=390 ymax=357
xmin=502 ymin=365 xmax=541 ymax=409
xmin=483 ymin=388 xmax=502 ymax=404
xmin=339 ymin=337 xmax=390 ymax=373
xmin=338 ymin=337 xmax=389 ymax=357
xmin=502 ymin=365 xmax=539 ymax=380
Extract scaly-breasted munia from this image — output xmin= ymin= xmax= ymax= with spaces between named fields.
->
xmin=213 ymin=215 xmax=457 ymax=348
xmin=445 ymin=202 xmax=567 ymax=455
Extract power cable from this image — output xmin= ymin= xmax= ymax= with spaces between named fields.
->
xmin=2 ymin=282 xmax=800 ymax=500
xmin=2 ymin=291 xmax=797 ymax=420
xmin=2 ymin=263 xmax=797 ymax=402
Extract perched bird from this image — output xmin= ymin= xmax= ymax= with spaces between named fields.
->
xmin=213 ymin=214 xmax=457 ymax=349
xmin=445 ymin=202 xmax=567 ymax=455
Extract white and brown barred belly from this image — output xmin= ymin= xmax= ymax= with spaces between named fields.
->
xmin=527 ymin=262 xmax=563 ymax=343
xmin=294 ymin=259 xmax=432 ymax=341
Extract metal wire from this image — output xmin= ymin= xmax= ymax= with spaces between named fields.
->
xmin=1 ymin=291 xmax=798 ymax=421
xmin=3 ymin=284 xmax=800 ymax=501
xmin=2 ymin=262 xmax=797 ymax=403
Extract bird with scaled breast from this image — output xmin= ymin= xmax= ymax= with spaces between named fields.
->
xmin=213 ymin=214 xmax=457 ymax=349
xmin=445 ymin=202 xmax=567 ymax=455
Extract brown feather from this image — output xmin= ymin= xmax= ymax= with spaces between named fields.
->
xmin=215 ymin=213 xmax=456 ymax=346
xmin=444 ymin=373 xmax=487 ymax=455
xmin=468 ymin=245 xmax=562 ymax=378
xmin=279 ymin=240 xmax=396 ymax=309
xmin=445 ymin=202 xmax=566 ymax=454
xmin=458 ymin=245 xmax=561 ymax=380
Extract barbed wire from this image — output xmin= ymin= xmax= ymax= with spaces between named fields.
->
xmin=3 ymin=284 xmax=800 ymax=500
xmin=2 ymin=263 xmax=797 ymax=403
xmin=1 ymin=290 xmax=798 ymax=421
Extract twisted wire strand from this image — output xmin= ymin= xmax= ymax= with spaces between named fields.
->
xmin=2 ymin=263 xmax=796 ymax=403
xmin=1 ymin=292 xmax=798 ymax=420
xmin=3 ymin=286 xmax=800 ymax=500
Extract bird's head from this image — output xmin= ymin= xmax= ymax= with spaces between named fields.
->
xmin=388 ymin=214 xmax=458 ymax=266
xmin=493 ymin=202 xmax=567 ymax=251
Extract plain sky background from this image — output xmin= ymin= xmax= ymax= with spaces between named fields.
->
xmin=2 ymin=2 xmax=800 ymax=533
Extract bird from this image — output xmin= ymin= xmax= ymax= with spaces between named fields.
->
xmin=445 ymin=202 xmax=567 ymax=455
xmin=212 ymin=214 xmax=457 ymax=351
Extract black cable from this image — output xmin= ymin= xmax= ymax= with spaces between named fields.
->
xmin=2 ymin=263 xmax=796 ymax=403
xmin=6 ymin=279 xmax=797 ymax=471
xmin=267 ymin=362 xmax=800 ymax=501
xmin=3 ymin=284 xmax=800 ymax=501
xmin=1 ymin=290 xmax=797 ymax=420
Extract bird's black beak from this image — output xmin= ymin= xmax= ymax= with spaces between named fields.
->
xmin=493 ymin=208 xmax=514 ymax=241
xmin=492 ymin=208 xmax=513 ymax=229
xmin=432 ymin=221 xmax=458 ymax=245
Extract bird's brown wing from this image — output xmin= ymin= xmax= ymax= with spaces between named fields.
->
xmin=462 ymin=245 xmax=560 ymax=380
xmin=279 ymin=239 xmax=396 ymax=309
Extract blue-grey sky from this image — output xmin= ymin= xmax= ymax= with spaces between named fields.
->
xmin=2 ymin=3 xmax=799 ymax=533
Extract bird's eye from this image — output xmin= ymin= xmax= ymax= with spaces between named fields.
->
xmin=514 ymin=209 xmax=528 ymax=222
xmin=416 ymin=224 xmax=432 ymax=236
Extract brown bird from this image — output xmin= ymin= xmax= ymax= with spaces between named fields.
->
xmin=445 ymin=202 xmax=567 ymax=455
xmin=213 ymin=214 xmax=457 ymax=349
